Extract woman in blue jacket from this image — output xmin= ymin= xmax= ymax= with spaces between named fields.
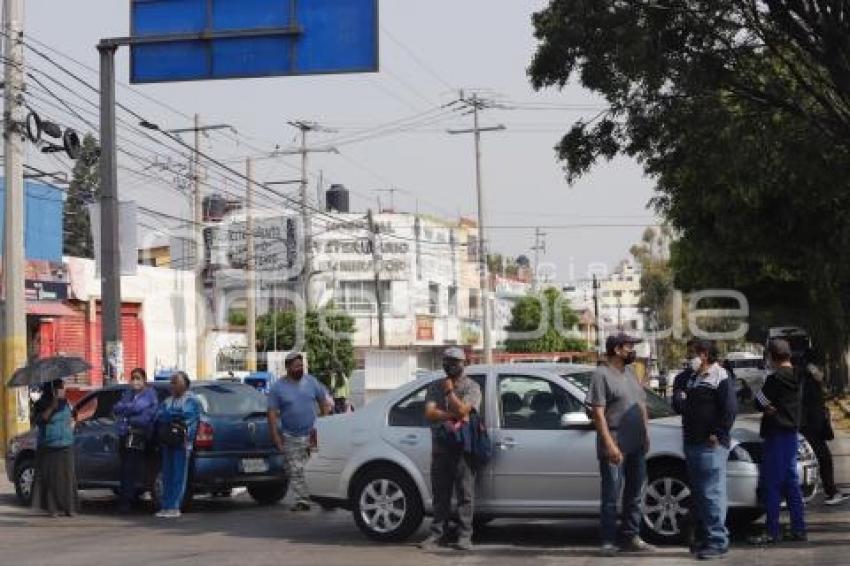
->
xmin=155 ymin=371 xmax=201 ymax=518
xmin=114 ymin=367 xmax=158 ymax=513
xmin=31 ymin=379 xmax=76 ymax=516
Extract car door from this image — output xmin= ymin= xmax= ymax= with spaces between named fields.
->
xmin=489 ymin=372 xmax=599 ymax=514
xmin=381 ymin=374 xmax=488 ymax=506
xmin=73 ymin=389 xmax=123 ymax=485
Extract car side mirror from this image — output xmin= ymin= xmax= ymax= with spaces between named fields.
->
xmin=561 ymin=412 xmax=593 ymax=429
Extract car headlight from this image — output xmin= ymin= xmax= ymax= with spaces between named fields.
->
xmin=729 ymin=443 xmax=755 ymax=463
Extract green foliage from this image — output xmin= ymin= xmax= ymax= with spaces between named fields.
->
xmin=505 ymin=287 xmax=587 ymax=353
xmin=528 ymin=1 xmax=850 ymax=379
xmin=63 ymin=134 xmax=99 ymax=258
xmin=256 ymin=308 xmax=356 ymax=392
xmin=228 ymin=310 xmax=247 ymax=327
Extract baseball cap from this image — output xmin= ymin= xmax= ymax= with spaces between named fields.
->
xmin=443 ymin=347 xmax=466 ymax=361
xmin=605 ymin=332 xmax=642 ymax=355
xmin=285 ymin=351 xmax=303 ymax=362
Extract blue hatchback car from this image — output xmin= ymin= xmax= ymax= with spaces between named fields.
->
xmin=6 ymin=381 xmax=288 ymax=509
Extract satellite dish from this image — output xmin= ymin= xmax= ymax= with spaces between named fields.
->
xmin=63 ymin=128 xmax=81 ymax=160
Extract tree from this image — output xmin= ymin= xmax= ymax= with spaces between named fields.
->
xmin=255 ymin=308 xmax=356 ymax=392
xmin=63 ymin=133 xmax=100 ymax=258
xmin=528 ymin=1 xmax=850 ymax=384
xmin=505 ymin=287 xmax=587 ymax=353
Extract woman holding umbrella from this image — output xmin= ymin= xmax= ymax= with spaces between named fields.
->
xmin=31 ymin=379 xmax=76 ymax=517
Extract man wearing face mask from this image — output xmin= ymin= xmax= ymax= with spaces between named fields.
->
xmin=679 ymin=341 xmax=737 ymax=560
xmin=588 ymin=332 xmax=654 ymax=557
xmin=420 ymin=347 xmax=482 ymax=552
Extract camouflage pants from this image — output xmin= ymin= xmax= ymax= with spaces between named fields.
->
xmin=283 ymin=434 xmax=311 ymax=505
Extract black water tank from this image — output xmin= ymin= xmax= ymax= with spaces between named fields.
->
xmin=203 ymin=194 xmax=227 ymax=222
xmin=326 ymin=184 xmax=350 ymax=213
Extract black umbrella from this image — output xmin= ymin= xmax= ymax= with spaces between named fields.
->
xmin=6 ymin=356 xmax=92 ymax=387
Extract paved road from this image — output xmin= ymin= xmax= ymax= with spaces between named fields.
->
xmin=1 ymin=437 xmax=849 ymax=566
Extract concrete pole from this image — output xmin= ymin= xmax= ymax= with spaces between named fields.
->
xmin=299 ymin=128 xmax=313 ymax=310
xmin=473 ymin=98 xmax=492 ymax=364
xmin=193 ymin=113 xmax=207 ymax=379
xmin=2 ymin=0 xmax=27 ymax=445
xmin=98 ymin=43 xmax=122 ymax=385
xmin=245 ymin=158 xmax=257 ymax=372
xmin=367 ymin=209 xmax=386 ymax=348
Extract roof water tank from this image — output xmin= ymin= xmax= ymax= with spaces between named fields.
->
xmin=326 ymin=184 xmax=350 ymax=213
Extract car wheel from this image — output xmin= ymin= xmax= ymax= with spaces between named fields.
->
xmin=352 ymin=466 xmax=423 ymax=542
xmin=247 ymin=481 xmax=289 ymax=505
xmin=642 ymin=463 xmax=691 ymax=545
xmin=14 ymin=457 xmax=35 ymax=507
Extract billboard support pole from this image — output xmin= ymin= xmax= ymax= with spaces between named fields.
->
xmin=98 ymin=42 xmax=123 ymax=385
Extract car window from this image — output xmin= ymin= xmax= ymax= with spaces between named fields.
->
xmin=498 ymin=374 xmax=584 ymax=430
xmin=74 ymin=395 xmax=98 ymax=423
xmin=193 ymin=384 xmax=266 ymax=415
xmin=388 ymin=385 xmax=429 ymax=427
xmin=561 ymin=371 xmax=675 ymax=420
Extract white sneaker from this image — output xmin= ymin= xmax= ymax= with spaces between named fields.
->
xmin=825 ymin=493 xmax=849 ymax=506
xmin=165 ymin=510 xmax=182 ymax=518
xmin=154 ymin=510 xmax=170 ymax=518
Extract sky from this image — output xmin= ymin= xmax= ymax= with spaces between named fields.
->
xmin=22 ymin=0 xmax=660 ymax=285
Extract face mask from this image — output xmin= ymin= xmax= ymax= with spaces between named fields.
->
xmin=623 ymin=351 xmax=637 ymax=365
xmin=443 ymin=361 xmax=463 ymax=378
xmin=690 ymin=356 xmax=703 ymax=372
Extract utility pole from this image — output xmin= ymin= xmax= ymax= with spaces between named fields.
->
xmin=167 ymin=117 xmax=232 ymax=379
xmin=592 ymin=275 xmax=602 ymax=354
xmin=531 ymin=227 xmax=547 ymax=291
xmin=245 ymin=158 xmax=257 ymax=372
xmin=367 ymin=209 xmax=386 ymax=349
xmin=448 ymin=93 xmax=505 ymax=364
xmin=280 ymin=121 xmax=337 ymax=311
xmin=2 ymin=0 xmax=26 ymax=445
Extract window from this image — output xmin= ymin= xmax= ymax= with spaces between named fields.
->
xmin=74 ymin=390 xmax=123 ymax=424
xmin=498 ymin=374 xmax=583 ymax=430
xmin=448 ymin=286 xmax=458 ymax=316
xmin=561 ymin=371 xmax=675 ymax=420
xmin=468 ymin=288 xmax=480 ymax=316
xmin=429 ymin=283 xmax=440 ymax=315
xmin=467 ymin=236 xmax=479 ymax=261
xmin=336 ymin=280 xmax=391 ymax=314
xmin=389 ymin=375 xmax=486 ymax=427
xmin=389 ymin=386 xmax=429 ymax=427
xmin=194 ymin=383 xmax=266 ymax=415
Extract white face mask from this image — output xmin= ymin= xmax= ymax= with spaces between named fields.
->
xmin=690 ymin=356 xmax=703 ymax=373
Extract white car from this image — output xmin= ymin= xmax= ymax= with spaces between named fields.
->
xmin=306 ymin=364 xmax=818 ymax=544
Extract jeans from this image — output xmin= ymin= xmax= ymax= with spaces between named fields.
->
xmin=160 ymin=446 xmax=191 ymax=511
xmin=684 ymin=443 xmax=729 ymax=551
xmin=430 ymin=449 xmax=475 ymax=542
xmin=599 ymin=450 xmax=646 ymax=545
xmin=762 ymin=431 xmax=806 ymax=537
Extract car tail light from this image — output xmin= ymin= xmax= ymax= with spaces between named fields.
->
xmin=195 ymin=421 xmax=214 ymax=450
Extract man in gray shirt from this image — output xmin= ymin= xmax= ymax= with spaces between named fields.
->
xmin=588 ymin=332 xmax=653 ymax=556
xmin=419 ymin=347 xmax=481 ymax=552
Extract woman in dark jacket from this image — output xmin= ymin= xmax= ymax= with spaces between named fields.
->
xmin=114 ymin=368 xmax=159 ymax=512
xmin=31 ymin=379 xmax=76 ymax=517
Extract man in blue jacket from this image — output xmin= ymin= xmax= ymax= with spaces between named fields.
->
xmin=678 ymin=340 xmax=737 ymax=560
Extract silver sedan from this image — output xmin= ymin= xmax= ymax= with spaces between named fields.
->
xmin=306 ymin=364 xmax=818 ymax=544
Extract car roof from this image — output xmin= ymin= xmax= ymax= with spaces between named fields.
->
xmin=465 ymin=363 xmax=596 ymax=374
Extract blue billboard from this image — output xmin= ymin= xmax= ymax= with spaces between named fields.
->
xmin=130 ymin=0 xmax=379 ymax=83
xmin=0 ymin=180 xmax=64 ymax=262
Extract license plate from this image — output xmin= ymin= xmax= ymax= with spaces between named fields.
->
xmin=241 ymin=458 xmax=269 ymax=474
xmin=803 ymin=465 xmax=816 ymax=486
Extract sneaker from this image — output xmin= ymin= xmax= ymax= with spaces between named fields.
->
xmin=787 ymin=531 xmax=808 ymax=543
xmin=165 ymin=509 xmax=181 ymax=518
xmin=154 ymin=510 xmax=170 ymax=518
xmin=748 ymin=533 xmax=781 ymax=546
xmin=418 ymin=535 xmax=446 ymax=551
xmin=452 ymin=538 xmax=473 ymax=552
xmin=621 ymin=536 xmax=656 ymax=552
xmin=599 ymin=543 xmax=618 ymax=557
xmin=697 ymin=547 xmax=727 ymax=560
xmin=825 ymin=493 xmax=849 ymax=506
xmin=289 ymin=501 xmax=311 ymax=512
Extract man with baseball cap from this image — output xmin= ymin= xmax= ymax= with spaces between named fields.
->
xmin=588 ymin=332 xmax=654 ymax=556
xmin=419 ymin=347 xmax=481 ymax=552
xmin=267 ymin=352 xmax=333 ymax=511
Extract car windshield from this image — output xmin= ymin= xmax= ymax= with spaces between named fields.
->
xmin=193 ymin=384 xmax=267 ymax=415
xmin=561 ymin=371 xmax=676 ymax=420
